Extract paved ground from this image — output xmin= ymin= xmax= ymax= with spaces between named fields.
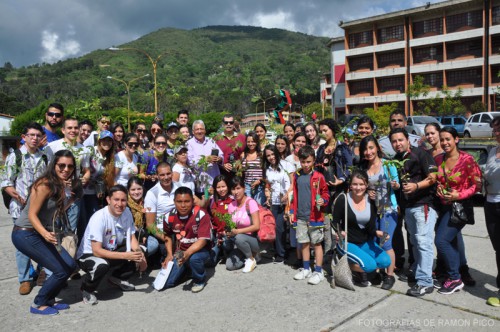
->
xmin=1 ymin=204 xmax=499 ymax=331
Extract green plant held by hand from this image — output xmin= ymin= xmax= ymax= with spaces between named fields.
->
xmin=213 ymin=211 xmax=236 ymax=231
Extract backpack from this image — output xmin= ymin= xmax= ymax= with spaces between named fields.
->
xmin=2 ymin=149 xmax=48 ymax=210
xmin=245 ymin=199 xmax=276 ymax=242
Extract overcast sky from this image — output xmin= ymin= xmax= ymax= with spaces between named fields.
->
xmin=0 ymin=0 xmax=441 ymax=67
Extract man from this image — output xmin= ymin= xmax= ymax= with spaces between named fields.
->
xmin=215 ymin=114 xmax=246 ymax=177
xmin=78 ymin=120 xmax=94 ymax=145
xmin=77 ymin=185 xmax=146 ymax=305
xmin=378 ymin=110 xmax=422 ymax=158
xmin=162 ymin=186 xmax=213 ymax=293
xmin=186 ymin=120 xmax=223 ymax=195
xmin=390 ymin=128 xmax=437 ymax=297
xmin=83 ymin=115 xmax=110 ymax=147
xmin=176 ymin=109 xmax=189 ymax=126
xmin=144 ymin=162 xmax=179 ymax=262
xmin=1 ymin=123 xmax=47 ymax=295
xmin=38 ymin=103 xmax=64 ymax=148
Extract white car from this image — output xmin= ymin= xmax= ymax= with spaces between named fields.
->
xmin=265 ymin=131 xmax=277 ymax=143
xmin=463 ymin=112 xmax=500 ymax=138
xmin=405 ymin=116 xmax=441 ymax=136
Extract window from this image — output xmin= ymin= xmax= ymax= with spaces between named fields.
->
xmin=378 ymin=51 xmax=404 ymax=68
xmin=471 ymin=114 xmax=480 ymax=123
xmin=378 ymin=76 xmax=404 ymax=93
xmin=446 ymin=10 xmax=482 ymax=33
xmin=441 ymin=118 xmax=452 ymax=125
xmin=447 ymin=68 xmax=482 ymax=87
xmin=349 ymin=80 xmax=374 ymax=95
xmin=447 ymin=39 xmax=482 ymax=59
xmin=413 ymin=45 xmax=443 ymax=63
xmin=348 ymin=31 xmax=373 ymax=48
xmin=480 ymin=114 xmax=492 ymax=124
xmin=419 ymin=73 xmax=443 ymax=88
xmin=493 ymin=6 xmax=500 ymax=25
xmin=377 ymin=25 xmax=404 ymax=43
xmin=348 ymin=55 xmax=373 ymax=71
xmin=413 ymin=18 xmax=443 ymax=38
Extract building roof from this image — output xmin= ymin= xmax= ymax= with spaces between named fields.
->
xmin=326 ymin=36 xmax=344 ymax=47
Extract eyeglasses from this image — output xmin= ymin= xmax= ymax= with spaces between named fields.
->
xmin=56 ymin=163 xmax=75 ymax=171
xmin=152 ymin=128 xmax=162 ymax=133
xmin=136 ymin=129 xmax=147 ymax=133
xmin=127 ymin=142 xmax=139 ymax=148
xmin=223 ymin=121 xmax=234 ymax=125
xmin=47 ymin=112 xmax=63 ymax=118
xmin=25 ymin=133 xmax=43 ymax=139
xmin=155 ymin=141 xmax=167 ymax=146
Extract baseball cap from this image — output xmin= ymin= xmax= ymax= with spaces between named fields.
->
xmin=174 ymin=146 xmax=188 ymax=154
xmin=167 ymin=122 xmax=179 ymax=130
xmin=98 ymin=130 xmax=114 ymax=140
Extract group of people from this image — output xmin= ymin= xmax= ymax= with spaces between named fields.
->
xmin=2 ymin=103 xmax=500 ymax=315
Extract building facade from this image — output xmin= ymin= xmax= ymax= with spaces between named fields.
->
xmin=339 ymin=0 xmax=500 ymax=115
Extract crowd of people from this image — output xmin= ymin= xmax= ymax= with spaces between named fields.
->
xmin=2 ymin=103 xmax=500 ymax=315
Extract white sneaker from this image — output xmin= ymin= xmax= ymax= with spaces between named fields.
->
xmin=294 ymin=268 xmax=312 ymax=280
xmin=242 ymin=258 xmax=256 ymax=273
xmin=308 ymin=271 xmax=325 ymax=285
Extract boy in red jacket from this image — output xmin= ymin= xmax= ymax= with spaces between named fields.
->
xmin=291 ymin=146 xmax=329 ymax=285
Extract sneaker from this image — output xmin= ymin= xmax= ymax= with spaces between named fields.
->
xmin=30 ymin=306 xmax=59 ymax=316
xmin=108 ymin=276 xmax=136 ymax=291
xmin=274 ymin=256 xmax=285 ymax=264
xmin=407 ymin=284 xmax=434 ymax=297
xmin=487 ymin=292 xmax=500 ymax=307
xmin=242 ymin=258 xmax=256 ymax=273
xmin=381 ymin=275 xmax=396 ymax=290
xmin=433 ymin=277 xmax=443 ymax=289
xmin=19 ymin=281 xmax=33 ymax=295
xmin=191 ymin=282 xmax=206 ymax=293
xmin=82 ymin=290 xmax=98 ymax=305
xmin=307 ymin=271 xmax=325 ymax=285
xmin=353 ymin=272 xmax=371 ymax=287
xmin=294 ymin=268 xmax=312 ymax=280
xmin=438 ymin=278 xmax=464 ymax=295
xmin=395 ymin=268 xmax=408 ymax=282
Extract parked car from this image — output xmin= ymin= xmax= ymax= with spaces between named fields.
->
xmin=457 ymin=142 xmax=494 ymax=196
xmin=265 ymin=130 xmax=277 ymax=143
xmin=463 ymin=112 xmax=500 ymax=138
xmin=405 ymin=116 xmax=441 ymax=136
xmin=435 ymin=115 xmax=467 ymax=137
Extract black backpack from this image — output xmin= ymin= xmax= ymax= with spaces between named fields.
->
xmin=2 ymin=150 xmax=48 ymax=210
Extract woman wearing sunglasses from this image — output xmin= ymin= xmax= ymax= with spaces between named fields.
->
xmin=139 ymin=134 xmax=170 ymax=191
xmin=12 ymin=149 xmax=79 ymax=315
xmin=150 ymin=121 xmax=164 ymax=142
xmin=114 ymin=133 xmax=140 ymax=187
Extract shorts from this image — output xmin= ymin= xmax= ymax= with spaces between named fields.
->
xmin=296 ymin=219 xmax=324 ymax=245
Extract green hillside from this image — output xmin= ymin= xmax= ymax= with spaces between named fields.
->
xmin=0 ymin=25 xmax=330 ymax=117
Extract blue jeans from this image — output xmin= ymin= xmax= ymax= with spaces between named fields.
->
xmin=435 ymin=206 xmax=465 ymax=280
xmin=66 ymin=199 xmax=81 ymax=233
xmin=376 ymin=210 xmax=398 ymax=251
xmin=244 ymin=183 xmax=265 ymax=206
xmin=13 ymin=219 xmax=33 ymax=283
xmin=146 ymin=236 xmax=160 ymax=257
xmin=405 ymin=205 xmax=437 ymax=287
xmin=272 ymin=205 xmax=286 ymax=258
xmin=165 ymin=248 xmax=211 ymax=288
xmin=12 ymin=230 xmax=77 ymax=306
xmin=337 ymin=240 xmax=391 ymax=273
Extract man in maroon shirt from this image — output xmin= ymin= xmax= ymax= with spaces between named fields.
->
xmin=216 ymin=114 xmax=246 ymax=177
xmin=162 ymin=187 xmax=213 ymax=293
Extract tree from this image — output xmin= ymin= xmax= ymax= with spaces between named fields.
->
xmin=407 ymin=75 xmax=430 ymax=114
xmin=364 ymin=103 xmax=398 ymax=134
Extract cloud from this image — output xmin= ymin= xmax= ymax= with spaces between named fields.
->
xmin=40 ymin=30 xmax=81 ymax=63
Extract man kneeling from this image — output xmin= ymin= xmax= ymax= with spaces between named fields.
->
xmin=76 ymin=185 xmax=146 ymax=305
xmin=162 ymin=186 xmax=212 ymax=293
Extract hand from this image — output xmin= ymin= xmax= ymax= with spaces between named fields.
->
xmin=127 ymin=251 xmax=144 ymax=262
xmin=229 ymin=228 xmax=239 ymax=237
xmin=368 ymin=189 xmax=376 ymax=200
xmin=38 ymin=136 xmax=47 ymax=148
xmin=161 ymin=254 xmax=173 ymax=268
xmin=442 ymin=189 xmax=459 ymax=202
xmin=43 ymin=231 xmax=57 ymax=245
xmin=316 ymin=197 xmax=325 ymax=207
xmin=375 ymin=230 xmax=390 ymax=239
xmin=178 ymin=251 xmax=192 ymax=266
xmin=402 ymin=182 xmax=417 ymax=194
xmin=224 ymin=163 xmax=233 ymax=172
xmin=390 ymin=181 xmax=400 ymax=190
xmin=251 ymin=180 xmax=260 ymax=189
xmin=209 ymin=155 xmax=219 ymax=163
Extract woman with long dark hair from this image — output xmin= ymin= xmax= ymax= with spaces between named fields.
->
xmin=424 ymin=122 xmax=443 ymax=158
xmin=12 ymin=150 xmax=79 ymax=315
xmin=208 ymin=175 xmax=234 ymax=261
xmin=285 ymin=132 xmax=307 ymax=171
xmin=352 ymin=117 xmax=375 ymax=165
xmin=110 ymin=122 xmax=125 ymax=153
xmin=254 ymin=123 xmax=268 ymax=151
xmin=283 ymin=122 xmax=296 ymax=151
xmin=139 ymin=134 xmax=170 ymax=191
xmin=241 ymin=131 xmax=265 ymax=205
xmin=304 ymin=122 xmax=325 ymax=154
xmin=114 ymin=133 xmax=140 ymax=187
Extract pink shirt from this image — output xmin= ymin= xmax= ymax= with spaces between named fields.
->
xmin=228 ymin=197 xmax=259 ymax=230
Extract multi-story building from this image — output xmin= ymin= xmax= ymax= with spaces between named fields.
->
xmin=327 ymin=37 xmax=346 ymax=119
xmin=339 ymin=0 xmax=500 ymax=115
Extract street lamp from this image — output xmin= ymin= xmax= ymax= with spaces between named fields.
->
xmin=255 ymin=96 xmax=276 ymax=125
xmin=107 ymin=74 xmax=150 ymax=131
xmin=109 ymin=47 xmax=169 ymax=115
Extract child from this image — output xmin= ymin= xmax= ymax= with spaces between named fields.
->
xmin=291 ymin=146 xmax=329 ymax=285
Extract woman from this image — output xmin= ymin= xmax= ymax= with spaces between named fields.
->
xmin=359 ymin=135 xmax=399 ymax=290
xmin=80 ymin=130 xmax=115 ymax=241
xmin=254 ymin=123 xmax=268 ymax=151
xmin=241 ymin=131 xmax=265 ymax=205
xmin=178 ymin=125 xmax=190 ymax=142
xmin=275 ymin=134 xmax=292 ymax=160
xmin=114 ymin=133 xmax=139 ymax=187
xmin=172 ymin=146 xmax=195 ymax=192
xmin=139 ymin=134 xmax=170 ymax=191
xmin=285 ymin=132 xmax=307 ymax=171
xmin=424 ymin=122 xmax=443 ymax=158
xmin=226 ymin=176 xmax=261 ymax=273
xmin=484 ymin=116 xmax=500 ymax=306
xmin=150 ymin=121 xmax=164 ymax=141
xmin=434 ymin=126 xmax=481 ymax=295
xmin=332 ymin=169 xmax=391 ymax=287
xmin=295 ymin=123 xmax=305 ymax=134
xmin=352 ymin=117 xmax=375 ymax=165
xmin=110 ymin=122 xmax=125 ymax=152
xmin=304 ymin=122 xmax=325 ymax=153
xmin=262 ymin=145 xmax=290 ymax=263
xmin=283 ymin=122 xmax=296 ymax=151
xmin=12 ymin=150 xmax=79 ymax=315
xmin=134 ymin=122 xmax=149 ymax=153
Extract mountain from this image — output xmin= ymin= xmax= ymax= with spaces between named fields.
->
xmin=0 ymin=26 xmax=330 ymax=117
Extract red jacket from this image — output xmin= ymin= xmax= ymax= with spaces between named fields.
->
xmin=291 ymin=170 xmax=330 ymax=226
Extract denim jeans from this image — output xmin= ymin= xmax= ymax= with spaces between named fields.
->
xmin=66 ymin=199 xmax=81 ymax=233
xmin=435 ymin=206 xmax=465 ymax=280
xmin=337 ymin=239 xmax=391 ymax=273
xmin=404 ymin=205 xmax=437 ymax=287
xmin=146 ymin=236 xmax=160 ymax=257
xmin=12 ymin=219 xmax=33 ymax=283
xmin=272 ymin=205 xmax=286 ymax=258
xmin=376 ymin=210 xmax=398 ymax=251
xmin=165 ymin=248 xmax=211 ymax=288
xmin=12 ymin=230 xmax=77 ymax=306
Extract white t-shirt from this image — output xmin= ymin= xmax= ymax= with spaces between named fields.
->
xmin=114 ymin=151 xmax=139 ymax=186
xmin=266 ymin=165 xmax=291 ymax=205
xmin=379 ymin=133 xmax=421 ymax=159
xmin=280 ymin=159 xmax=296 ymax=174
xmin=144 ymin=182 xmax=179 ymax=231
xmin=45 ymin=139 xmax=91 ymax=178
xmin=285 ymin=155 xmax=301 ymax=172
xmin=172 ymin=163 xmax=196 ymax=192
xmin=76 ymin=206 xmax=135 ymax=258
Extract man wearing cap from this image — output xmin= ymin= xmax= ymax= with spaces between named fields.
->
xmin=215 ymin=114 xmax=246 ymax=177
xmin=83 ymin=115 xmax=111 ymax=147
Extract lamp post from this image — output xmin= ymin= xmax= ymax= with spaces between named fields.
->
xmin=109 ymin=47 xmax=169 ymax=115
xmin=107 ymin=74 xmax=150 ymax=131
xmin=255 ymin=96 xmax=275 ymax=125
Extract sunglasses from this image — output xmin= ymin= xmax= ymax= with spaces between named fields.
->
xmin=136 ymin=129 xmax=147 ymax=133
xmin=56 ymin=163 xmax=75 ymax=171
xmin=155 ymin=141 xmax=167 ymax=146
xmin=47 ymin=112 xmax=63 ymax=118
xmin=127 ymin=142 xmax=139 ymax=148
xmin=100 ymin=120 xmax=110 ymax=125
xmin=224 ymin=121 xmax=234 ymax=125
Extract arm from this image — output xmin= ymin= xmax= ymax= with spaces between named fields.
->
xmin=162 ymin=236 xmax=174 ymax=267
xmin=90 ymin=240 xmax=143 ymax=261
xmin=145 ymin=212 xmax=165 ymax=241
xmin=27 ymin=182 xmax=56 ymax=244
xmin=178 ymin=238 xmax=208 ymax=266
xmin=232 ymin=211 xmax=260 ymax=235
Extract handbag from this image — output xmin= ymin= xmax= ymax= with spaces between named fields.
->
xmin=52 ymin=207 xmax=78 ymax=258
xmin=450 ymin=200 xmax=475 ymax=226
xmin=330 ymin=193 xmax=355 ymax=291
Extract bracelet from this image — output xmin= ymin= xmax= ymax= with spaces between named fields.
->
xmin=415 ymin=183 xmax=419 ymax=191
